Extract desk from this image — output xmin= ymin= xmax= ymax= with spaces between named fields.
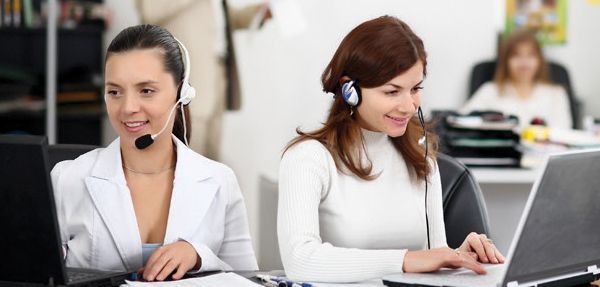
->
xmin=470 ymin=167 xmax=540 ymax=184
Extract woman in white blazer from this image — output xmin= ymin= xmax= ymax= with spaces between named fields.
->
xmin=50 ymin=25 xmax=257 ymax=281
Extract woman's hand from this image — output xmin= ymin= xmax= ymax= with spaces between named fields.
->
xmin=457 ymin=232 xmax=505 ymax=264
xmin=140 ymin=241 xmax=200 ymax=281
xmin=403 ymin=247 xmax=486 ymax=274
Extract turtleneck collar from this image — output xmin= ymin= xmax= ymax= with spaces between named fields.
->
xmin=361 ymin=128 xmax=389 ymax=147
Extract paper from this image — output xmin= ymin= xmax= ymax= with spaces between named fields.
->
xmin=123 ymin=272 xmax=261 ymax=287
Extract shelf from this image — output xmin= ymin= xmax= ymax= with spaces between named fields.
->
xmin=0 ymin=26 xmax=104 ymax=36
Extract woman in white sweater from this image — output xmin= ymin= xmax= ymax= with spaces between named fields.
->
xmin=278 ymin=16 xmax=504 ymax=283
xmin=462 ymin=29 xmax=572 ymax=130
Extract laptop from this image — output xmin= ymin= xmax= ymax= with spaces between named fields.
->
xmin=382 ymin=149 xmax=600 ymax=287
xmin=0 ymin=135 xmax=130 ymax=286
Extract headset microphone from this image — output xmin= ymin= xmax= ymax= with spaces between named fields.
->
xmin=134 ymin=37 xmax=196 ymax=150
xmin=135 ymin=100 xmax=181 ymax=149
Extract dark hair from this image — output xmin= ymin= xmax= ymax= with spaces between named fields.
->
xmin=284 ymin=16 xmax=437 ymax=182
xmin=494 ymin=29 xmax=551 ymax=95
xmin=106 ymin=24 xmax=191 ymax=143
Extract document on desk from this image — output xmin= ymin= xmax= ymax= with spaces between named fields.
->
xmin=122 ymin=272 xmax=261 ymax=287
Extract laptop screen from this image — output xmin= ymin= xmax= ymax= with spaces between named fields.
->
xmin=0 ymin=135 xmax=67 ymax=284
xmin=504 ymin=151 xmax=600 ymax=284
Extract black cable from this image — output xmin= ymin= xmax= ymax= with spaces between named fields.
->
xmin=418 ymin=107 xmax=431 ymax=250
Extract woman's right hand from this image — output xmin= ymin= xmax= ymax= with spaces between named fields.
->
xmin=402 ymin=247 xmax=486 ymax=274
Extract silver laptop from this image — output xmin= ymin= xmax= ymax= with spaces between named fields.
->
xmin=383 ymin=149 xmax=600 ymax=287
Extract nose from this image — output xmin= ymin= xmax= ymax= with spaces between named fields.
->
xmin=122 ymin=93 xmax=141 ymax=114
xmin=395 ymin=90 xmax=420 ymax=114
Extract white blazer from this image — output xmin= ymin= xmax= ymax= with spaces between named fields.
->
xmin=50 ymin=135 xmax=258 ymax=272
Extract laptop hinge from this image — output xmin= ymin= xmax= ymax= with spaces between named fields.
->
xmin=507 ymin=281 xmax=519 ymax=287
xmin=588 ymin=265 xmax=599 ymax=275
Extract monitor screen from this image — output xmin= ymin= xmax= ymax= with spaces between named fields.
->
xmin=505 ymin=151 xmax=600 ymax=284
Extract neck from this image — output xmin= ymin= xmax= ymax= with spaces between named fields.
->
xmin=121 ymin=135 xmax=176 ymax=174
xmin=510 ymin=79 xmax=535 ymax=99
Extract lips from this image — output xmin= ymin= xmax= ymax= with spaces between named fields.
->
xmin=385 ymin=114 xmax=410 ymax=126
xmin=123 ymin=120 xmax=148 ymax=133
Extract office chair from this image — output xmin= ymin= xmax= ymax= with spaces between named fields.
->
xmin=47 ymin=144 xmax=97 ymax=168
xmin=468 ymin=60 xmax=580 ymax=129
xmin=437 ymin=153 xmax=491 ymax=249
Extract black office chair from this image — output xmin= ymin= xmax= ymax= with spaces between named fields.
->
xmin=437 ymin=153 xmax=490 ymax=249
xmin=47 ymin=144 xmax=98 ymax=168
xmin=468 ymin=60 xmax=580 ymax=129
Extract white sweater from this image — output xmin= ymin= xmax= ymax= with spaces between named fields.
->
xmin=461 ymin=82 xmax=572 ymax=130
xmin=277 ymin=129 xmax=447 ymax=283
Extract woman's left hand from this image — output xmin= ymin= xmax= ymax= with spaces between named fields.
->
xmin=458 ymin=232 xmax=505 ymax=264
xmin=140 ymin=241 xmax=200 ymax=281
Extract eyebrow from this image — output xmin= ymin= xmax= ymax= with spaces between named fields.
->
xmin=386 ymin=79 xmax=424 ymax=89
xmin=105 ymin=80 xmax=160 ymax=87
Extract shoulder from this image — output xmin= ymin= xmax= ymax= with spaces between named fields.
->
xmin=538 ymin=83 xmax=567 ymax=96
xmin=51 ymin=148 xmax=103 ymax=182
xmin=281 ymin=139 xmax=333 ymax=166
xmin=475 ymin=82 xmax=500 ymax=96
xmin=182 ymin=146 xmax=237 ymax=182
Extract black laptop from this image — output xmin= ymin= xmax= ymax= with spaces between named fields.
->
xmin=0 ymin=134 xmax=130 ymax=286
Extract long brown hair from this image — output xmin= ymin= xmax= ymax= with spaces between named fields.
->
xmin=284 ymin=16 xmax=437 ymax=182
xmin=494 ymin=29 xmax=551 ymax=95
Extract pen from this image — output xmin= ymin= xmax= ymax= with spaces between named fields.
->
xmin=256 ymin=274 xmax=313 ymax=287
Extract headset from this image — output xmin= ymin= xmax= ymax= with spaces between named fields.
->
xmin=342 ymin=78 xmax=431 ymax=249
xmin=341 ymin=80 xmax=362 ymax=107
xmin=135 ymin=37 xmax=196 ymax=150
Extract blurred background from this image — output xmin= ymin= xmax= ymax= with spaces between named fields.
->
xmin=1 ymin=0 xmax=599 ymax=269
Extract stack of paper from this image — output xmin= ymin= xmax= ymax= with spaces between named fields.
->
xmin=122 ymin=272 xmax=261 ymax=287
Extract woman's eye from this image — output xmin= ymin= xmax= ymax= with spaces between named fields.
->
xmin=411 ymin=86 xmax=424 ymax=94
xmin=385 ymin=90 xmax=398 ymax=96
xmin=106 ymin=90 xmax=119 ymax=97
xmin=141 ymin=88 xmax=154 ymax=95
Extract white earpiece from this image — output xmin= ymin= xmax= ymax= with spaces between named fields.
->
xmin=174 ymin=37 xmax=196 ymax=105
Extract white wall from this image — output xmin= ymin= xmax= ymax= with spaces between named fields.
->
xmin=544 ymin=0 xmax=600 ymax=118
xmin=222 ymin=0 xmax=499 ymax=267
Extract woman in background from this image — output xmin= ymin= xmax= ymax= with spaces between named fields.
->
xmin=462 ymin=30 xmax=572 ymax=130
xmin=278 ymin=16 xmax=504 ymax=283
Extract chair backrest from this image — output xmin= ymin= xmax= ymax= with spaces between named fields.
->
xmin=468 ymin=60 xmax=580 ymax=128
xmin=437 ymin=153 xmax=491 ymax=249
xmin=47 ymin=144 xmax=97 ymax=168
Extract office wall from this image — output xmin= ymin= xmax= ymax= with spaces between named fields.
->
xmin=544 ymin=0 xmax=600 ymax=118
xmin=222 ymin=0 xmax=499 ymax=266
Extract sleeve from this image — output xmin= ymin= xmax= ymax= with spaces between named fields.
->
xmin=549 ymin=86 xmax=573 ymax=130
xmin=277 ymin=142 xmax=407 ymax=283
xmin=460 ymin=82 xmax=497 ymax=114
xmin=428 ymin=161 xmax=448 ymax=248
xmin=186 ymin=168 xmax=258 ymax=273
xmin=135 ymin=0 xmax=195 ymax=24
xmin=50 ymin=160 xmax=72 ymax=260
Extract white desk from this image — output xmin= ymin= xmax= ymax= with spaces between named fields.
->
xmin=470 ymin=167 xmax=541 ymax=184
xmin=470 ymin=167 xmax=540 ymax=254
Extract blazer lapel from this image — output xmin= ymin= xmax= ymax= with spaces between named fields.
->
xmin=85 ymin=139 xmax=142 ymax=270
xmin=164 ymin=136 xmax=219 ymax=243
